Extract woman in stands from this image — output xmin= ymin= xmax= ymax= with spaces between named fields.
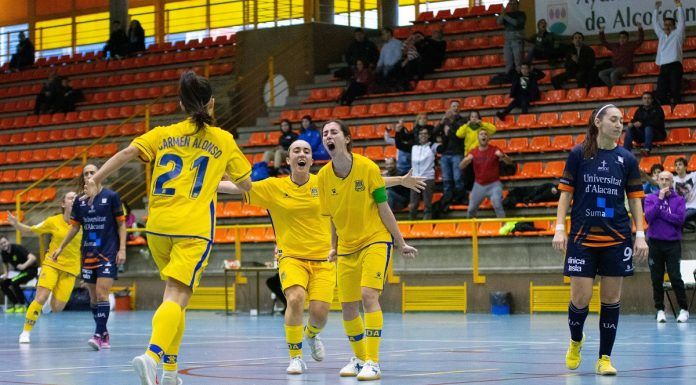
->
xmin=52 ymin=164 xmax=126 ymax=351
xmin=552 ymin=104 xmax=648 ymax=376
xmin=78 ymin=71 xmax=252 ymax=385
xmin=217 ymin=140 xmax=424 ymax=375
xmin=8 ymin=191 xmax=82 ymax=344
xmin=318 ymin=120 xmax=418 ymax=381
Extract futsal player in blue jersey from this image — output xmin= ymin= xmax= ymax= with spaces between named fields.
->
xmin=52 ymin=164 xmax=127 ymax=351
xmin=552 ymin=104 xmax=648 ymax=375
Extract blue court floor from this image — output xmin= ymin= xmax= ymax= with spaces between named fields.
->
xmin=0 ymin=310 xmax=694 ymax=385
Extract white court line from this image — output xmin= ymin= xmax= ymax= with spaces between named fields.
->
xmin=399 ymin=368 xmax=499 ymax=377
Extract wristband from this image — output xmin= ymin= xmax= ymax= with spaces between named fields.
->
xmin=635 ymin=231 xmax=645 ymax=238
xmin=555 ymin=224 xmax=565 ymax=232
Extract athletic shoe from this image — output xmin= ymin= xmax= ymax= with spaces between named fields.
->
xmin=161 ymin=371 xmax=183 ymax=385
xmin=286 ymin=356 xmax=307 ymax=375
xmin=18 ymin=331 xmax=30 ymax=344
xmin=339 ymin=357 xmax=364 ymax=377
xmin=677 ymin=309 xmax=689 ymax=323
xmin=4 ymin=305 xmax=16 ymax=313
xmin=656 ymin=310 xmax=667 ymax=323
xmin=357 ymin=360 xmax=381 ymax=381
xmin=306 ymin=335 xmax=325 ymax=361
xmin=101 ymin=332 xmax=111 ymax=349
xmin=595 ymin=355 xmax=617 ymax=375
xmin=565 ymin=333 xmax=585 ymax=370
xmin=14 ymin=305 xmax=27 ymax=313
xmin=87 ymin=334 xmax=102 ymax=351
xmin=133 ymin=354 xmax=158 ymax=385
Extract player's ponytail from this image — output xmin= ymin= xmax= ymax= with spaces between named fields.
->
xmin=582 ymin=104 xmax=615 ymax=160
xmin=179 ymin=71 xmax=213 ymax=133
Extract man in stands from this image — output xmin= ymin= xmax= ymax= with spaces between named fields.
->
xmin=9 ymin=31 xmax=34 ymax=71
xmin=525 ymin=19 xmax=557 ymax=65
xmin=103 ymin=21 xmax=129 ymax=59
xmin=375 ymin=27 xmax=403 ymax=89
xmin=497 ymin=0 xmax=526 ymax=77
xmin=644 ymin=171 xmax=689 ymax=323
xmin=34 ymin=72 xmax=63 ymax=115
xmin=435 ymin=100 xmax=467 ymax=208
xmin=459 ymin=130 xmax=512 ymax=218
xmin=598 ymin=24 xmax=644 ymax=87
xmin=496 ymin=63 xmax=545 ymax=119
xmin=552 ymin=32 xmax=596 ymax=90
xmin=1 ymin=235 xmax=39 ymax=314
xmin=652 ymin=0 xmax=686 ymax=106
xmin=335 ymin=28 xmax=379 ymax=81
xmin=417 ymin=29 xmax=447 ymax=74
xmin=673 ymin=157 xmax=696 ymax=232
xmin=644 ymin=164 xmax=665 ymax=195
xmin=623 ymin=92 xmax=665 ymax=155
xmin=383 ymin=157 xmax=410 ymax=212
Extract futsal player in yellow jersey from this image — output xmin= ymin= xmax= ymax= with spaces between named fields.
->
xmin=218 ymin=140 xmax=425 ymax=375
xmin=82 ymin=72 xmax=252 ymax=385
xmin=7 ymin=191 xmax=82 ymax=344
xmin=317 ymin=120 xmax=418 ymax=381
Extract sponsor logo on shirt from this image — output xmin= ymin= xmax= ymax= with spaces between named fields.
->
xmin=331 ymin=188 xmax=337 ymax=196
xmin=597 ymin=160 xmax=609 ymax=172
xmin=310 ymin=187 xmax=319 ymax=197
xmin=585 ymin=197 xmax=614 ymax=218
xmin=567 ymin=257 xmax=585 ymax=272
xmin=355 ymin=180 xmax=365 ymax=192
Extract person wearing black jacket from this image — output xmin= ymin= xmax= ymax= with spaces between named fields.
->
xmin=525 ymin=19 xmax=557 ymax=64
xmin=127 ymin=20 xmax=146 ymax=55
xmin=624 ymin=92 xmax=666 ymax=155
xmin=1 ymin=236 xmax=39 ymax=313
xmin=497 ymin=63 xmax=545 ymax=119
xmin=552 ymin=32 xmax=596 ymax=90
xmin=57 ymin=77 xmax=84 ymax=113
xmin=103 ymin=21 xmax=129 ymax=59
xmin=417 ymin=29 xmax=447 ymax=74
xmin=34 ymin=72 xmax=64 ymax=115
xmin=384 ymin=118 xmax=414 ymax=175
xmin=334 ymin=28 xmax=379 ymax=81
xmin=9 ymin=31 xmax=35 ymax=71
xmin=263 ymin=119 xmax=298 ymax=174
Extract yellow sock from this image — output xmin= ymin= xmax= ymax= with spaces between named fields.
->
xmin=364 ymin=311 xmax=383 ymax=362
xmin=343 ymin=316 xmax=367 ymax=361
xmin=145 ymin=301 xmax=182 ymax=363
xmin=304 ymin=322 xmax=323 ymax=339
xmin=23 ymin=301 xmax=44 ymax=332
xmin=285 ymin=324 xmax=304 ymax=358
xmin=163 ymin=310 xmax=186 ymax=372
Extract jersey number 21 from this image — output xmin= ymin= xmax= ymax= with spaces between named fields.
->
xmin=154 ymin=153 xmax=209 ymax=199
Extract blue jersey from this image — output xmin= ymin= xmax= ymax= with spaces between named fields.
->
xmin=70 ymin=188 xmax=124 ymax=269
xmin=558 ymin=145 xmax=644 ymax=248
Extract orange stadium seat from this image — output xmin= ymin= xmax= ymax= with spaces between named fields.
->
xmin=544 ymin=161 xmax=565 ymax=178
xmin=507 ymin=138 xmax=528 ymax=153
xmin=384 ymin=146 xmax=396 ymax=159
xmin=425 ymin=99 xmax=445 ymax=112
xmin=432 ymin=223 xmax=458 ymax=238
xmin=539 ymin=89 xmax=565 ymax=104
xmin=326 ymin=87 xmax=342 ymax=100
xmin=355 ymin=125 xmax=376 ymax=139
xmin=639 ymin=156 xmax=662 ymax=172
xmin=442 ymin=57 xmax=462 ymax=70
xmin=537 ymin=112 xmax=560 ymax=127
xmin=559 ymin=111 xmax=582 ymax=126
xmin=663 ymin=155 xmax=687 ymax=172
xmin=387 ymin=102 xmax=405 ymax=115
xmin=516 ymin=114 xmax=538 ymax=129
xmin=434 ymin=9 xmax=452 ymax=20
xmin=1 ymin=170 xmax=16 ymax=183
xmin=313 ymin=107 xmax=332 ymax=121
xmin=349 ymin=105 xmax=369 ymax=117
xmin=406 ymin=100 xmax=425 ymax=114
xmin=489 ymin=139 xmax=507 ymax=152
xmin=415 ymin=80 xmax=433 ymax=92
xmin=434 ymin=78 xmax=453 ymax=91
xmin=409 ymin=223 xmax=433 ymax=238
xmin=484 ymin=94 xmax=504 ymax=108
xmin=552 ymin=135 xmax=574 ymax=151
xmin=495 ymin=114 xmax=515 ymax=131
xmin=462 ymin=56 xmax=482 ymax=68
xmin=635 ymin=61 xmax=658 ymax=75
xmin=463 ymin=96 xmax=483 ymax=110
xmin=530 ymin=136 xmax=551 ymax=152
xmin=587 ymin=86 xmax=610 ymax=100
xmin=416 ymin=11 xmax=434 ymax=22
xmin=478 ymin=222 xmax=501 ymax=237
xmin=369 ymin=103 xmax=387 ymax=116
xmin=0 ymin=190 xmax=15 ymax=204
xmin=63 ymin=129 xmax=76 ymax=140
xmin=398 ymin=223 xmax=412 ymax=239
xmin=688 ymin=156 xmax=696 ymax=171
xmin=671 ymin=103 xmax=695 ymax=119
xmin=246 ymin=132 xmax=267 ymax=146
xmin=454 ymin=76 xmax=473 ymax=90
xmin=452 ymin=7 xmax=469 ymax=18
xmin=566 ymin=88 xmax=587 ymax=102
xmin=364 ymin=146 xmax=385 ymax=161
xmin=667 ymin=128 xmax=695 ymax=143
xmin=279 ymin=110 xmax=296 ymax=121
xmin=29 ymin=168 xmax=44 ymax=181
xmin=333 ymin=105 xmax=351 ymax=119
xmin=632 ymin=83 xmax=653 ymax=97
xmin=610 ymin=85 xmax=631 ymax=99
xmin=519 ymin=162 xmax=543 ymax=178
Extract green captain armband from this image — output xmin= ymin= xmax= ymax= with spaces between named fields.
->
xmin=372 ymin=187 xmax=388 ymax=203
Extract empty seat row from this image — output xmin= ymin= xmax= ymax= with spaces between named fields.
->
xmin=0 ymin=122 xmax=145 ymax=147
xmin=0 ymin=84 xmax=42 ymax=100
xmin=82 ymin=85 xmax=177 ymax=105
xmin=395 ymin=17 xmax=501 ymax=39
xmin=0 ymin=165 xmax=83 ymax=185
xmin=213 ymin=227 xmax=275 ymax=243
xmin=446 ymin=35 xmax=505 ymax=52
xmin=400 ymin=220 xmax=553 ymax=239
xmin=0 ymin=98 xmax=34 ymax=113
xmin=0 ymin=187 xmax=57 ymax=204
xmin=415 ymin=4 xmax=504 ymax=23
xmin=0 ymin=143 xmax=119 ymax=165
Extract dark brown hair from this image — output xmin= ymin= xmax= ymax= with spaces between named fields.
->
xmin=582 ymin=104 xmax=616 ymax=159
xmin=322 ymin=119 xmax=353 ymax=152
xmin=77 ymin=163 xmax=100 ymax=192
xmin=675 ymin=157 xmax=688 ymax=167
xmin=179 ymin=71 xmax=213 ymax=133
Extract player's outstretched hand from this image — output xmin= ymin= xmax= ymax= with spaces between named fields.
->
xmin=552 ymin=230 xmax=567 ymax=253
xmin=327 ymin=249 xmax=337 ymax=263
xmin=402 ymin=170 xmax=427 ymax=192
xmin=6 ymin=211 xmax=18 ymax=227
xmin=633 ymin=237 xmax=649 ymax=263
xmin=399 ymin=244 xmax=418 ymax=259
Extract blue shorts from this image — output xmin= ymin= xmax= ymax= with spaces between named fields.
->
xmin=564 ymin=238 xmax=634 ymax=278
xmin=81 ymin=258 xmax=118 ymax=283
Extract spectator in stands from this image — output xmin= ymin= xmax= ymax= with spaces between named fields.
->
xmin=435 ymin=100 xmax=467 ymax=208
xmin=456 ymin=111 xmax=497 ymax=193
xmin=103 ymin=21 xmax=129 ymax=59
xmin=34 ymin=72 xmax=63 ymax=115
xmin=673 ymin=157 xmax=696 ymax=231
xmin=653 ymin=0 xmax=686 ymax=106
xmin=56 ymin=77 xmax=84 ymax=113
xmin=384 ymin=118 xmax=413 ymax=175
xmin=382 ymin=157 xmax=410 ymax=211
xmin=9 ymin=31 xmax=34 ymax=71
xmin=127 ymin=20 xmax=146 ymax=55
xmin=335 ymin=28 xmax=379 ymax=81
xmin=496 ymin=63 xmax=545 ymax=119
xmin=598 ymin=24 xmax=644 ymax=87
xmin=623 ymin=92 xmax=665 ymax=155
xmin=460 ymin=130 xmax=512 ymax=218
xmin=413 ymin=112 xmax=434 ymax=138
xmin=1 ymin=235 xmax=39 ymax=313
xmin=400 ymin=32 xmax=424 ymax=84
xmin=123 ymin=202 xmax=137 ymax=242
xmin=644 ymin=164 xmax=665 ymax=194
xmin=409 ymin=129 xmax=440 ymax=220
xmin=298 ymin=115 xmax=329 ymax=161
xmin=263 ymin=119 xmax=298 ymax=175
xmin=525 ymin=19 xmax=557 ymax=65
xmin=552 ymin=32 xmax=596 ymax=90
xmin=417 ymin=29 xmax=447 ymax=74
xmin=503 ymin=183 xmax=560 ymax=209
xmin=645 ymin=170 xmax=690 ymax=323
xmin=339 ymin=59 xmax=374 ymax=106
xmin=375 ymin=27 xmax=403 ymax=90
xmin=497 ymin=0 xmax=526 ymax=76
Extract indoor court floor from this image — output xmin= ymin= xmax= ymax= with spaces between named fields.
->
xmin=0 ymin=311 xmax=694 ymax=385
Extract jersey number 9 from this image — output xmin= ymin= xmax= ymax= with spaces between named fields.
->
xmin=154 ymin=153 xmax=209 ymax=199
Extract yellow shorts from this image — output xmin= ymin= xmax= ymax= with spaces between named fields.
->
xmin=337 ymin=242 xmax=393 ymax=303
xmin=37 ymin=265 xmax=77 ymax=303
xmin=147 ymin=234 xmax=213 ymax=290
xmin=279 ymin=258 xmax=336 ymax=304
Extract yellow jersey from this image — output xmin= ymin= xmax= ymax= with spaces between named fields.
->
xmin=132 ymin=119 xmax=251 ymax=240
xmin=317 ymin=153 xmax=392 ymax=255
xmin=31 ymin=214 xmax=82 ymax=276
xmin=244 ymin=174 xmax=330 ymax=261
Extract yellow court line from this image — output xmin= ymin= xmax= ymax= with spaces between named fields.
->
xmin=399 ymin=368 xmax=499 ymax=377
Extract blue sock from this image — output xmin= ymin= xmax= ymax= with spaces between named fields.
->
xmin=568 ymin=302 xmax=589 ymax=342
xmin=95 ymin=301 xmax=110 ymax=336
xmin=91 ymin=305 xmax=98 ymax=334
xmin=599 ymin=302 xmax=620 ymax=357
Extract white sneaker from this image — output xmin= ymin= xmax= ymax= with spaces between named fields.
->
xmin=306 ymin=335 xmax=325 ymax=361
xmin=18 ymin=331 xmax=30 ymax=344
xmin=339 ymin=357 xmax=364 ymax=377
xmin=357 ymin=360 xmax=381 ymax=381
xmin=132 ymin=354 xmax=158 ymax=385
xmin=677 ymin=309 xmax=689 ymax=323
xmin=656 ymin=310 xmax=667 ymax=323
xmin=286 ymin=356 xmax=307 ymax=375
xmin=161 ymin=371 xmax=183 ymax=385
